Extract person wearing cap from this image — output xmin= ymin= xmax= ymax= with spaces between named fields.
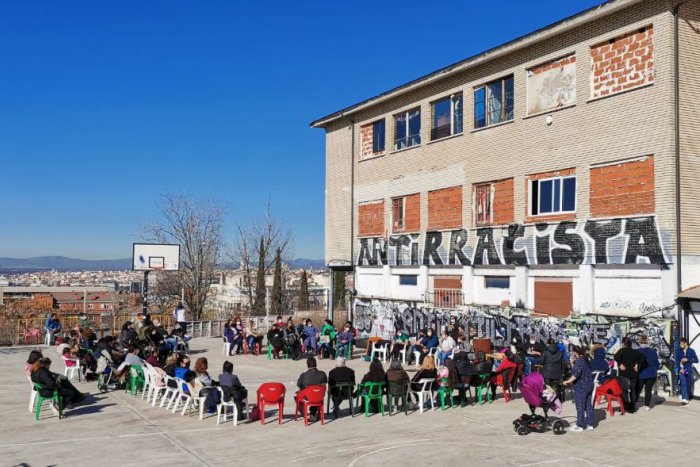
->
xmin=328 ymin=357 xmax=355 ymax=417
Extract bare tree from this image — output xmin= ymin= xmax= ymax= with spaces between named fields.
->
xmin=143 ymin=193 xmax=224 ymax=320
xmin=148 ymin=271 xmax=182 ymax=313
xmin=231 ymin=203 xmax=293 ymax=312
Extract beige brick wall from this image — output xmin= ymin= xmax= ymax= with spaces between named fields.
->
xmin=324 ymin=0 xmax=687 ymax=265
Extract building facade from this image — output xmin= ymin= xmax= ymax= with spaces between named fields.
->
xmin=313 ymin=0 xmax=700 ymax=358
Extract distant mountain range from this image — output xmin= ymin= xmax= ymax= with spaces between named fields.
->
xmin=0 ymin=256 xmax=326 ymax=272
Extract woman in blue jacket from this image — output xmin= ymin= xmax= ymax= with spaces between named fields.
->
xmin=637 ymin=335 xmax=660 ymax=410
xmin=677 ymin=337 xmax=698 ymax=404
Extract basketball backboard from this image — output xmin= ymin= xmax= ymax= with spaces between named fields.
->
xmin=132 ymin=243 xmax=180 ymax=271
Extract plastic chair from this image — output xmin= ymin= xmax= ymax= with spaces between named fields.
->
xmin=294 ymin=385 xmax=326 ymax=426
xmin=407 ymin=378 xmax=435 ymax=413
xmin=594 ymin=378 xmax=625 ymax=416
xmin=257 ymin=382 xmax=286 ymax=425
xmin=326 ymin=382 xmax=354 ymax=418
xmin=216 ymin=386 xmax=249 ymax=426
xmin=170 ymin=378 xmax=195 ymax=415
xmin=27 ymin=376 xmax=38 ymax=414
xmin=473 ymin=373 xmax=493 ymax=404
xmin=370 ymin=342 xmax=388 ymax=363
xmin=126 ymin=365 xmax=146 ymax=396
xmin=62 ymin=356 xmax=84 ymax=383
xmin=355 ymin=382 xmax=385 ymax=417
xmin=436 ymin=377 xmax=456 ymax=410
xmin=387 ymin=381 xmax=408 ymax=415
xmin=159 ymin=375 xmax=179 ymax=408
xmin=223 ymin=336 xmax=232 ymax=356
xmin=33 ymin=383 xmax=62 ymax=420
xmin=491 ymin=368 xmax=513 ymax=403
xmin=267 ymin=343 xmax=289 ymax=360
xmin=243 ymin=338 xmax=261 ymax=356
xmin=43 ymin=328 xmax=52 ymax=346
xmin=398 ymin=347 xmax=408 ymax=365
xmin=23 ymin=328 xmax=41 ymax=345
xmin=412 ymin=347 xmax=437 ymax=367
xmin=591 ymin=371 xmax=604 ymax=398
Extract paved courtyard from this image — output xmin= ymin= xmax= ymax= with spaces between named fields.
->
xmin=3 ymin=338 xmax=699 ymax=467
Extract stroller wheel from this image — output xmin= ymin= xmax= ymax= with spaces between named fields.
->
xmin=517 ymin=425 xmax=530 ymax=436
xmin=552 ymin=420 xmax=565 ymax=435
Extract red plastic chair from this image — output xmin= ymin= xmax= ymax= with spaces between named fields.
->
xmin=243 ymin=338 xmax=261 ymax=356
xmin=294 ymin=385 xmax=326 ymax=426
xmin=257 ymin=382 xmax=286 ymax=425
xmin=594 ymin=378 xmax=625 ymax=416
xmin=22 ymin=328 xmax=41 ymax=345
xmin=490 ymin=368 xmax=514 ymax=402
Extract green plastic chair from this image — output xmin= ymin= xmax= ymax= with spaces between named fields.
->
xmin=33 ymin=383 xmax=62 ymax=420
xmin=387 ymin=381 xmax=408 ymax=416
xmin=474 ymin=373 xmax=493 ymax=404
xmin=355 ymin=382 xmax=386 ymax=417
xmin=436 ymin=377 xmax=455 ymax=410
xmin=127 ymin=365 xmax=146 ymax=396
xmin=267 ymin=343 xmax=290 ymax=360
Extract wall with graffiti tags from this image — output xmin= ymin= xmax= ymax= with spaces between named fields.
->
xmin=357 ymin=216 xmax=671 ymax=267
xmin=354 ymin=298 xmax=677 ymax=369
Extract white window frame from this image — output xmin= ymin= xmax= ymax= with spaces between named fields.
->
xmin=473 ymin=182 xmax=495 ymax=226
xmin=529 ymin=175 xmax=577 ymax=216
xmin=394 ymin=107 xmax=421 ymax=150
xmin=391 ymin=196 xmax=406 ymax=232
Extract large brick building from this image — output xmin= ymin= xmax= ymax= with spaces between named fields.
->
xmin=312 ymin=0 xmax=700 ymax=347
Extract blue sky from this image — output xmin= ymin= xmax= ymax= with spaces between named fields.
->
xmin=0 ymin=0 xmax=603 ymax=260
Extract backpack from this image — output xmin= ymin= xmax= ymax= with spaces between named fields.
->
xmin=249 ymin=404 xmax=261 ymax=421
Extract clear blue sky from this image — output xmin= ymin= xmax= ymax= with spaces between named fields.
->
xmin=0 ymin=0 xmax=603 ymax=260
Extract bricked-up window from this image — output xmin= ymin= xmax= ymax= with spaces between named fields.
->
xmin=590 ymin=156 xmax=655 ymax=217
xmin=394 ymin=108 xmax=421 ymax=150
xmin=590 ymin=26 xmax=654 ymax=99
xmin=372 ymin=119 xmax=385 ymax=153
xmin=474 ymin=76 xmax=514 ymax=129
xmin=428 ymin=186 xmax=462 ymax=230
xmin=530 ymin=176 xmax=576 ymax=216
xmin=431 ymin=93 xmax=463 ymax=140
xmin=474 ymin=183 xmax=493 ymax=226
xmin=358 ymin=201 xmax=385 ymax=237
xmin=392 ymin=197 xmax=405 ymax=231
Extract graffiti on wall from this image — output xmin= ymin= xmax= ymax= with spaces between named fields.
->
xmin=357 ymin=216 xmax=670 ymax=268
xmin=354 ymin=298 xmax=676 ymax=366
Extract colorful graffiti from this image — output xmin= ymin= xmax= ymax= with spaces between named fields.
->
xmin=357 ymin=216 xmax=670 ymax=267
xmin=354 ymin=298 xmax=676 ymax=367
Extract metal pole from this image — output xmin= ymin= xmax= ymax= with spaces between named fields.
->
xmin=142 ymin=270 xmax=150 ymax=314
xmin=328 ymin=270 xmax=334 ymax=322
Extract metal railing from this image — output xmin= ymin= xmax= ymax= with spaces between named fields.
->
xmin=425 ymin=289 xmax=464 ymax=309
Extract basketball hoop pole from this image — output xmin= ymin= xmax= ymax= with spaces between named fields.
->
xmin=142 ymin=270 xmax=150 ymax=314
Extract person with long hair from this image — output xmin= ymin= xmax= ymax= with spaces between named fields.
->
xmin=490 ymin=349 xmax=517 ymax=399
xmin=25 ymin=349 xmax=43 ymax=378
xmin=245 ymin=319 xmax=264 ymax=354
xmin=360 ymin=359 xmax=386 ymax=413
xmin=30 ymin=357 xmax=84 ymax=411
xmin=563 ymin=346 xmax=595 ymax=432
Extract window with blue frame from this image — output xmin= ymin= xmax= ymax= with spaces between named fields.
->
xmin=530 ymin=176 xmax=577 ymax=215
xmin=474 ymin=76 xmax=514 ymax=129
xmin=372 ymin=119 xmax=385 ymax=153
xmin=394 ymin=108 xmax=421 ymax=150
xmin=398 ymin=275 xmax=418 ymax=286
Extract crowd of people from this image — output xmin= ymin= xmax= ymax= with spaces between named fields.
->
xmin=26 ymin=310 xmax=698 ymax=431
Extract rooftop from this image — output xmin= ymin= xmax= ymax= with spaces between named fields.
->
xmin=4 ymin=337 xmax=699 ymax=466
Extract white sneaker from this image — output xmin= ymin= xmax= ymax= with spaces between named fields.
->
xmin=644 ymin=406 xmax=651 ymax=411
xmin=587 ymin=426 xmax=595 ymax=431
xmin=681 ymin=399 xmax=689 ymax=404
xmin=570 ymin=426 xmax=584 ymax=432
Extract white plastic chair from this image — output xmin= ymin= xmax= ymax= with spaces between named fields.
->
xmin=370 ymin=342 xmax=388 ymax=362
xmin=27 ymin=376 xmax=37 ymax=414
xmin=591 ymin=371 xmax=604 ymax=398
xmin=145 ymin=364 xmax=168 ymax=406
xmin=140 ymin=365 xmax=154 ymax=400
xmin=43 ymin=329 xmax=51 ymax=346
xmin=62 ymin=356 xmax=83 ymax=383
xmin=170 ymin=378 xmax=194 ymax=415
xmin=222 ymin=336 xmax=231 ymax=356
xmin=159 ymin=375 xmax=179 ymax=409
xmin=407 ymin=378 xmax=435 ymax=413
xmin=398 ymin=347 xmax=408 ymax=365
xmin=215 ymin=387 xmax=249 ymax=426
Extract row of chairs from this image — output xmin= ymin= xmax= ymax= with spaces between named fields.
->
xmin=369 ymin=342 xmax=454 ymax=366
xmin=222 ymin=336 xmax=262 ymax=356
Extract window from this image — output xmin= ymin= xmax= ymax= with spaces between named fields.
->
xmin=391 ymin=197 xmax=405 ymax=231
xmin=372 ymin=119 xmax=385 ymax=153
xmin=399 ymin=275 xmax=418 ymax=286
xmin=431 ymin=94 xmax=463 ymax=140
xmin=530 ymin=176 xmax=576 ymax=216
xmin=485 ymin=276 xmax=510 ymax=289
xmin=394 ymin=108 xmax=421 ymax=149
xmin=474 ymin=76 xmax=514 ymax=129
xmin=474 ymin=183 xmax=493 ymax=226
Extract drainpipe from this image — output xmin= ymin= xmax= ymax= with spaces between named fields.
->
xmin=673 ymin=2 xmax=684 ymax=326
xmin=350 ymin=118 xmax=356 ymax=323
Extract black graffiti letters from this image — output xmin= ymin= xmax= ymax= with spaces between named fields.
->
xmin=357 ymin=216 xmax=668 ymax=267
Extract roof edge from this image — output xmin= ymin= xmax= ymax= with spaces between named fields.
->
xmin=310 ymin=0 xmax=644 ymax=129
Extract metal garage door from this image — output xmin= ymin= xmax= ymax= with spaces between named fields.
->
xmin=534 ymin=280 xmax=573 ymax=318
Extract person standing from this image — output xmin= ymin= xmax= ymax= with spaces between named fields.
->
xmin=614 ymin=337 xmax=646 ymax=413
xmin=676 ymin=337 xmax=698 ymax=404
xmin=563 ymin=346 xmax=595 ymax=432
xmin=538 ymin=338 xmax=567 ymax=402
xmin=637 ymin=335 xmax=660 ymax=411
xmin=174 ymin=303 xmax=187 ymax=334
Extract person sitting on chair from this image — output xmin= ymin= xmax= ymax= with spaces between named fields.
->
xmin=454 ymin=351 xmax=476 ymax=405
xmin=44 ymin=313 xmax=62 ymax=345
xmin=490 ymin=349 xmax=517 ymax=399
xmin=303 ymin=319 xmax=319 ymax=355
xmin=285 ymin=321 xmax=302 ymax=360
xmin=389 ymin=328 xmax=409 ymax=362
xmin=386 ymin=360 xmax=410 ymax=411
xmin=115 ymin=345 xmax=145 ymax=381
xmin=31 ymin=357 xmax=84 ymax=411
xmin=328 ymin=357 xmax=355 ymax=417
xmin=319 ymin=319 xmax=336 ymax=359
xmin=245 ymin=320 xmax=263 ymax=354
xmin=219 ymin=361 xmax=247 ymax=419
xmin=336 ymin=324 xmax=353 ymax=359
xmin=360 ymin=359 xmax=386 ymax=413
xmin=296 ymin=357 xmax=327 ymax=422
xmin=267 ymin=324 xmax=285 ymax=358
xmin=436 ymin=329 xmax=456 ymax=366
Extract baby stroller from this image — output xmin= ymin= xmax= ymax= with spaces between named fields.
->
xmin=513 ymin=372 xmax=566 ymax=436
xmin=96 ymin=350 xmax=122 ymax=393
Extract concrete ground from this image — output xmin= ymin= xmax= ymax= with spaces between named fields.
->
xmin=3 ymin=339 xmax=700 ymax=467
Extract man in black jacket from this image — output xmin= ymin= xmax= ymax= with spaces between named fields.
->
xmin=296 ymin=357 xmax=327 ymax=422
xmin=538 ymin=338 xmax=567 ymax=402
xmin=614 ymin=337 xmax=646 ymax=413
xmin=328 ymin=357 xmax=355 ymax=417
